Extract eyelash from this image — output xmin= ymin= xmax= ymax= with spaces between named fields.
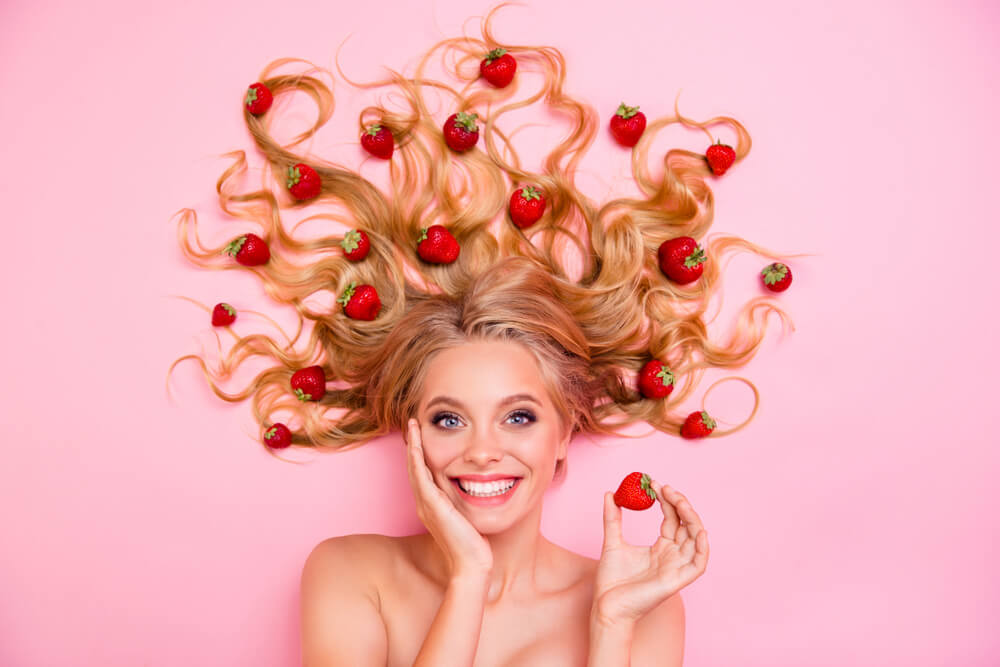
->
xmin=430 ymin=410 xmax=537 ymax=429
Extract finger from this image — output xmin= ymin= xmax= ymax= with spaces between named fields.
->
xmin=659 ymin=484 xmax=691 ymax=543
xmin=673 ymin=488 xmax=705 ymax=544
xmin=652 ymin=480 xmax=679 ymax=541
xmin=406 ymin=419 xmax=431 ymax=488
xmin=602 ymin=491 xmax=625 ymax=550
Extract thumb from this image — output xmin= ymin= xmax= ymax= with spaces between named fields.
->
xmin=602 ymin=491 xmax=624 ymax=550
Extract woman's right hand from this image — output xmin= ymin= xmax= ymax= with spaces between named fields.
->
xmin=405 ymin=418 xmax=494 ymax=580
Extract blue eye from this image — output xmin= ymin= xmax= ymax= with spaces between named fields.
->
xmin=431 ymin=412 xmax=462 ymax=429
xmin=508 ymin=410 xmax=536 ymax=425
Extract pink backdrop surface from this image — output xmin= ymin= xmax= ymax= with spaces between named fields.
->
xmin=2 ymin=0 xmax=998 ymax=665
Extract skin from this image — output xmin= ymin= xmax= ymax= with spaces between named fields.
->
xmin=299 ymin=339 xmax=706 ymax=664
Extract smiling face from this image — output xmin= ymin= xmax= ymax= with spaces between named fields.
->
xmin=413 ymin=339 xmax=572 ymax=531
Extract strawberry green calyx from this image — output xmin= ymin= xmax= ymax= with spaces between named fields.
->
xmin=341 ymin=230 xmax=361 ymax=252
xmin=245 ymin=87 xmax=258 ymax=106
xmin=616 ymin=102 xmax=640 ymax=119
xmin=286 ymin=166 xmax=301 ymax=188
xmin=484 ymin=47 xmax=507 ymax=63
xmin=520 ymin=185 xmax=541 ymax=201
xmin=762 ymin=263 xmax=788 ymax=284
xmin=454 ymin=111 xmax=479 ymax=131
xmin=656 ymin=366 xmax=675 ymax=385
xmin=222 ymin=236 xmax=247 ymax=257
xmin=337 ymin=281 xmax=357 ymax=306
xmin=264 ymin=426 xmax=278 ymax=439
xmin=640 ymin=473 xmax=656 ymax=501
xmin=417 ymin=227 xmax=428 ymax=243
xmin=366 ymin=124 xmax=382 ymax=135
xmin=700 ymin=411 xmax=717 ymax=429
xmin=684 ymin=246 xmax=707 ymax=268
xmin=293 ymin=388 xmax=311 ymax=402
xmin=221 ymin=303 xmax=235 ymax=316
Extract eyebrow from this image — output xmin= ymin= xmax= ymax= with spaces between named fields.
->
xmin=423 ymin=393 xmax=541 ymax=412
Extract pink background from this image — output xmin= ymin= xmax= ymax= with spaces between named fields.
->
xmin=2 ymin=0 xmax=998 ymax=665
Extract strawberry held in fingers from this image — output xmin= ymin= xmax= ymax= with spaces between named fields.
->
xmin=480 ymin=48 xmax=517 ymax=88
xmin=509 ymin=185 xmax=546 ymax=229
xmin=244 ymin=82 xmax=273 ymax=115
xmin=705 ymin=139 xmax=736 ymax=176
xmin=658 ymin=236 xmax=706 ymax=284
xmin=614 ymin=472 xmax=657 ymax=511
xmin=681 ymin=411 xmax=716 ymax=439
xmin=761 ymin=262 xmax=793 ymax=292
xmin=211 ymin=303 xmax=237 ymax=327
xmin=443 ymin=112 xmax=480 ymax=152
xmin=340 ymin=229 xmax=371 ymax=261
xmin=609 ymin=102 xmax=647 ymax=147
xmin=361 ymin=124 xmax=394 ymax=159
xmin=223 ymin=233 xmax=270 ymax=266
xmin=286 ymin=163 xmax=321 ymax=201
xmin=638 ymin=359 xmax=675 ymax=399
xmin=416 ymin=225 xmax=460 ymax=264
xmin=337 ymin=281 xmax=382 ymax=320
xmin=263 ymin=423 xmax=292 ymax=449
xmin=290 ymin=365 xmax=326 ymax=402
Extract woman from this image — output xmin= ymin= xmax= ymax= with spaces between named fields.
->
xmin=298 ymin=257 xmax=708 ymax=666
xmin=171 ymin=4 xmax=791 ymax=665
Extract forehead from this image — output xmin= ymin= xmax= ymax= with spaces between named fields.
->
xmin=419 ymin=340 xmax=550 ymax=406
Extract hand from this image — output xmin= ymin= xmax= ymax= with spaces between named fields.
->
xmin=592 ymin=479 xmax=709 ymax=625
xmin=405 ymin=418 xmax=494 ymax=579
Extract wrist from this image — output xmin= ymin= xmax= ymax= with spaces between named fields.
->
xmin=590 ymin=603 xmax=636 ymax=633
xmin=449 ymin=570 xmax=490 ymax=591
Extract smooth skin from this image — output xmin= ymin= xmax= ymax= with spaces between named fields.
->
xmin=302 ymin=342 xmax=708 ymax=667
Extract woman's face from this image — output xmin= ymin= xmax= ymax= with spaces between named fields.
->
xmin=414 ymin=339 xmax=570 ymax=531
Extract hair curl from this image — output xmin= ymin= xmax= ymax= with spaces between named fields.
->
xmin=168 ymin=2 xmax=796 ymax=469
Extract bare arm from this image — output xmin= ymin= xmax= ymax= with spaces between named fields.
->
xmin=588 ymin=592 xmax=685 ymax=667
xmin=300 ymin=536 xmax=388 ymax=667
xmin=413 ymin=572 xmax=490 ymax=667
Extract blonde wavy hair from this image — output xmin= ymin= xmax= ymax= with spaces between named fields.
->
xmin=168 ymin=2 xmax=796 ymax=473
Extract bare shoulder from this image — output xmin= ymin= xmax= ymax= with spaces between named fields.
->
xmin=632 ymin=592 xmax=685 ymax=667
xmin=299 ymin=534 xmax=398 ymax=667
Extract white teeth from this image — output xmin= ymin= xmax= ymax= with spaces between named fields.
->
xmin=458 ymin=479 xmax=517 ymax=496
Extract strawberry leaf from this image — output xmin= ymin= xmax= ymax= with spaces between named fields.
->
xmin=656 ymin=366 xmax=675 ymax=385
xmin=455 ymin=112 xmax=479 ymax=131
xmin=684 ymin=246 xmax=707 ymax=268
xmin=341 ymin=230 xmax=360 ymax=252
xmin=700 ymin=411 xmax=716 ymax=429
xmin=520 ymin=185 xmax=541 ymax=201
xmin=337 ymin=281 xmax=357 ymax=306
xmin=615 ymin=102 xmax=640 ymax=119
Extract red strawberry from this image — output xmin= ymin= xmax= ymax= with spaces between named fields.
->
xmin=340 ymin=229 xmax=371 ymax=261
xmin=509 ymin=185 xmax=546 ymax=229
xmin=286 ymin=163 xmax=321 ymax=200
xmin=705 ymin=140 xmax=736 ymax=176
xmin=443 ymin=112 xmax=479 ymax=152
xmin=211 ymin=303 xmax=237 ymax=327
xmin=290 ymin=365 xmax=326 ymax=402
xmin=416 ymin=225 xmax=460 ymax=264
xmin=609 ymin=102 xmax=647 ymax=147
xmin=337 ymin=281 xmax=382 ymax=320
xmin=263 ymin=423 xmax=292 ymax=449
xmin=761 ymin=262 xmax=793 ymax=292
xmin=361 ymin=124 xmax=394 ymax=159
xmin=245 ymin=82 xmax=273 ymax=115
xmin=223 ymin=233 xmax=270 ymax=266
xmin=680 ymin=411 xmax=716 ymax=439
xmin=638 ymin=360 xmax=675 ymax=399
xmin=658 ymin=237 xmax=706 ymax=284
xmin=480 ymin=48 xmax=517 ymax=88
xmin=613 ymin=472 xmax=657 ymax=511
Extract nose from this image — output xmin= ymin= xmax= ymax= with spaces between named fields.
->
xmin=463 ymin=426 xmax=504 ymax=466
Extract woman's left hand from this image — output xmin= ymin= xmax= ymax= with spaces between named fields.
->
xmin=592 ymin=479 xmax=710 ymax=625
